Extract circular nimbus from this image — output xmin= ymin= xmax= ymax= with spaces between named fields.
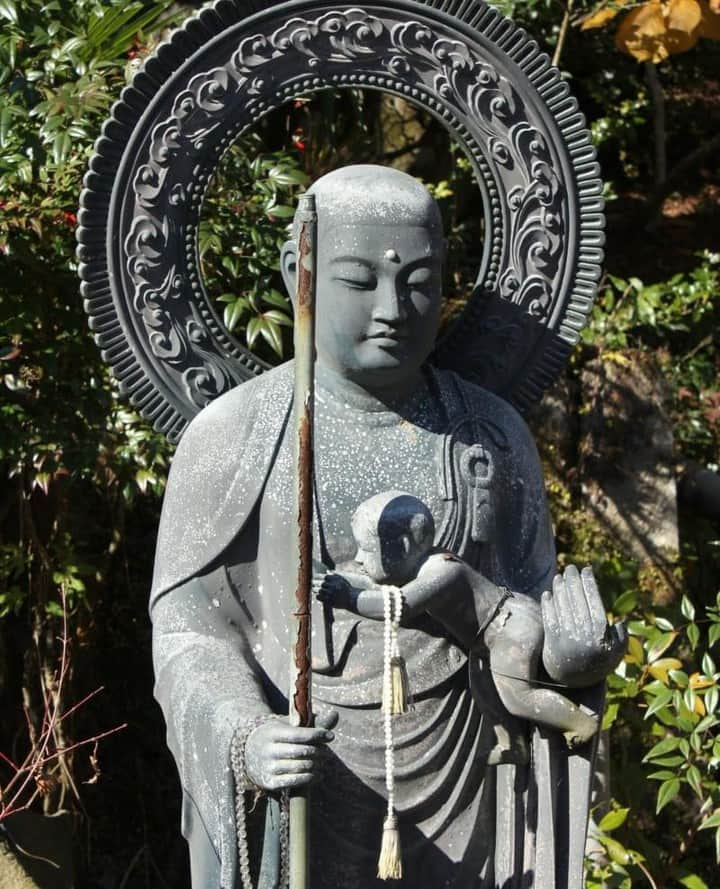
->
xmin=78 ymin=0 xmax=604 ymax=443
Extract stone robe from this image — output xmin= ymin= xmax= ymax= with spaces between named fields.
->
xmin=150 ymin=360 xmax=596 ymax=889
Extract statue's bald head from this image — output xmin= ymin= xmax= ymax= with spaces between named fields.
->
xmin=282 ymin=164 xmax=445 ymax=396
xmin=293 ymin=164 xmax=443 ymax=238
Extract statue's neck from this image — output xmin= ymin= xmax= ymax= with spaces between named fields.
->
xmin=315 ymin=362 xmax=424 ymax=413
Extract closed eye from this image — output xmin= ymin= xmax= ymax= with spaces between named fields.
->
xmin=333 ymin=275 xmax=377 ymax=290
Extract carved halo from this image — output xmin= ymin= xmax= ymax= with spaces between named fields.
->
xmin=78 ymin=0 xmax=604 ymax=443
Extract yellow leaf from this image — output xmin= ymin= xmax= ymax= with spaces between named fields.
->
xmin=582 ymin=5 xmax=623 ymax=29
xmin=666 ymin=0 xmax=702 ymax=31
xmin=665 ymin=0 xmax=703 ymax=52
xmin=689 ymin=671 xmax=715 ymax=689
xmin=694 ymin=695 xmax=706 ymax=716
xmin=616 ymin=2 xmax=670 ymax=62
xmin=602 ymin=350 xmax=632 ymax=366
xmin=626 ymin=635 xmax=646 ymax=665
xmin=616 ymin=0 xmax=702 ymax=60
xmin=649 ymin=657 xmax=684 ymax=683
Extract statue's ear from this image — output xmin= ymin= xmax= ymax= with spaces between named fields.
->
xmin=280 ymin=240 xmax=297 ymax=304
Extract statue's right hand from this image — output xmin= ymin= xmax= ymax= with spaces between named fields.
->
xmin=243 ymin=711 xmax=338 ymax=792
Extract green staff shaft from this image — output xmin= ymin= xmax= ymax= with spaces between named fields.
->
xmin=289 ymin=192 xmax=317 ymax=889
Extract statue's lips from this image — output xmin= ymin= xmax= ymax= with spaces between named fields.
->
xmin=365 ymin=330 xmax=408 ymax=345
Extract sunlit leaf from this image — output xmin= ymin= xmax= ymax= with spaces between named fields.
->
xmin=699 ymin=809 xmax=720 ymax=830
xmin=259 ymin=319 xmax=283 ymax=358
xmin=686 ymin=764 xmax=703 ymax=796
xmin=705 ymin=687 xmax=719 ymax=713
xmin=604 ymin=835 xmax=632 ymax=864
xmin=679 ymin=873 xmax=711 ymax=889
xmin=598 ymin=807 xmax=630 ymax=832
xmin=643 ymin=735 xmax=681 ymax=761
xmin=688 ymin=622 xmax=701 ymax=649
xmin=667 ymin=0 xmax=703 ymax=31
xmin=615 ymin=0 xmax=702 ymax=61
xmin=649 ymin=657 xmax=683 ymax=682
xmin=626 ymin=635 xmax=645 ymax=664
xmin=656 ymin=777 xmax=681 ymax=813
xmin=645 ymin=687 xmax=673 ymax=717
xmin=647 ymin=631 xmax=678 ymax=663
xmin=602 ymin=701 xmax=620 ymax=729
xmin=582 ymin=4 xmax=625 ymax=30
xmin=0 ymin=0 xmax=17 ymax=24
xmin=690 ymin=671 xmax=715 ymax=689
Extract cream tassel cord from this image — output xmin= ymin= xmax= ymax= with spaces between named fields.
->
xmin=378 ymin=585 xmax=411 ymax=880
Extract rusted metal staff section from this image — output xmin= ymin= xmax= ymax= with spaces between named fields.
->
xmin=289 ymin=192 xmax=317 ymax=889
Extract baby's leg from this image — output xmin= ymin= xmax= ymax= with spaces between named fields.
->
xmin=485 ymin=596 xmax=599 ymax=747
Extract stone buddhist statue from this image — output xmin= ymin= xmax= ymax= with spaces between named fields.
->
xmin=149 ymin=165 xmax=626 ymax=889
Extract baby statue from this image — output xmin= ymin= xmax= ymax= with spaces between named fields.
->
xmin=317 ymin=490 xmax=601 ymax=761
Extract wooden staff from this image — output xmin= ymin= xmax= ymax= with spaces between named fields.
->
xmin=289 ymin=192 xmax=317 ymax=889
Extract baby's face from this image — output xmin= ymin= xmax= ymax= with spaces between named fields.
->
xmin=354 ymin=526 xmax=415 ymax=585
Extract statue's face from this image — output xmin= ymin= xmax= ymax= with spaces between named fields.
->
xmin=313 ymin=222 xmax=442 ymax=389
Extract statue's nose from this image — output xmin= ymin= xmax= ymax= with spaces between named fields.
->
xmin=371 ymin=279 xmax=407 ymax=325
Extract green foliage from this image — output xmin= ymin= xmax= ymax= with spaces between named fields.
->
xmin=584 ymin=591 xmax=720 ymax=887
xmin=0 ymin=0 xmax=178 ymax=821
xmin=200 ymin=137 xmax=308 ymax=359
xmin=583 ymin=252 xmax=720 ymax=464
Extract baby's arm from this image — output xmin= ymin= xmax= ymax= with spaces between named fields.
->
xmin=315 ymin=571 xmax=385 ymax=620
xmin=316 ymin=555 xmax=467 ymax=624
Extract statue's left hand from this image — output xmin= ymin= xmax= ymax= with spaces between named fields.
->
xmin=541 ymin=565 xmax=628 ymax=688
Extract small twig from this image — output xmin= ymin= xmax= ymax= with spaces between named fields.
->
xmin=54 ymin=686 xmax=104 ymax=724
xmin=552 ymin=0 xmax=575 ymax=69
xmin=680 ymin=334 xmax=713 ymax=365
xmin=35 ymin=724 xmax=127 ymax=766
xmin=1 ymin=586 xmax=126 ymax=822
xmin=635 ymin=858 xmax=658 ymax=889
xmin=0 ymin=751 xmax=20 ymax=773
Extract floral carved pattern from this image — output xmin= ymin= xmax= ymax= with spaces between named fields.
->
xmin=124 ymin=6 xmax=568 ymax=408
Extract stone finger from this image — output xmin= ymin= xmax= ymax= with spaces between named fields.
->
xmin=273 ymin=743 xmax=321 ymax=760
xmin=272 ymin=759 xmax=316 ymax=775
xmin=563 ymin=565 xmax=585 ymax=634
xmin=541 ymin=589 xmax=559 ymax=636
xmin=553 ymin=572 xmax=577 ymax=635
xmin=269 ymin=724 xmax=335 ymax=745
xmin=581 ymin=566 xmax=607 ymax=638
xmin=267 ymin=773 xmax=314 ymax=791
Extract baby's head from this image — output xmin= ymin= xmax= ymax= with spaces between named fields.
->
xmin=351 ymin=491 xmax=435 ymax=585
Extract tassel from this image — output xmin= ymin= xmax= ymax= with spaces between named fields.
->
xmin=388 ymin=656 xmax=412 ymax=715
xmin=378 ymin=814 xmax=403 ymax=880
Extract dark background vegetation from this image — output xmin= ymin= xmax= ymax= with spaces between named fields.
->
xmin=0 ymin=1 xmax=719 ymax=887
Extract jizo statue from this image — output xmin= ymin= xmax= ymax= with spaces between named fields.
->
xmin=78 ymin=2 xmax=622 ymax=887
xmin=150 ymin=165 xmax=625 ymax=888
